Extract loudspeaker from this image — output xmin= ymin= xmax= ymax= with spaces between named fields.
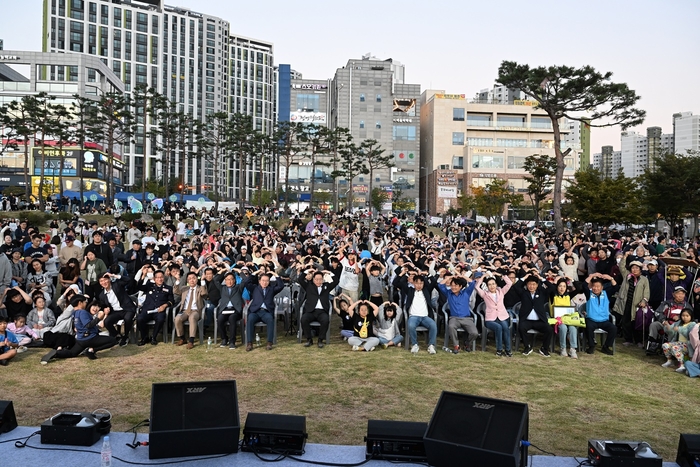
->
xmin=365 ymin=419 xmax=428 ymax=461
xmin=424 ymin=392 xmax=529 ymax=467
xmin=0 ymin=401 xmax=17 ymax=434
xmin=677 ymin=433 xmax=700 ymax=467
xmin=149 ymin=380 xmax=240 ymax=459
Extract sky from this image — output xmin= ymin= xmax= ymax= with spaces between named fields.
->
xmin=1 ymin=0 xmax=698 ymax=153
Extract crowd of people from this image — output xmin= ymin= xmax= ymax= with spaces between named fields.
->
xmin=0 ymin=208 xmax=698 ymax=378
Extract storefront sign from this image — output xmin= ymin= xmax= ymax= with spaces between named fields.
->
xmin=0 ymin=55 xmax=20 ymax=61
xmin=436 ymin=170 xmax=458 ymax=186
xmin=290 ymin=112 xmax=326 ymax=124
xmin=438 ymin=186 xmax=457 ymax=199
xmin=435 ymin=93 xmax=465 ymax=100
xmin=292 ymin=84 xmax=328 ymax=90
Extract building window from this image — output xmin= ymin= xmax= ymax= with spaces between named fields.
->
xmin=467 ymin=137 xmax=493 ymax=147
xmin=375 ymin=122 xmax=381 ymax=129
xmin=359 ymin=94 xmax=365 ymax=102
xmin=113 ymin=7 xmax=121 ymax=27
xmin=497 ymin=115 xmax=525 ymax=127
xmin=453 ymin=108 xmax=465 ymax=121
xmin=376 ymin=94 xmax=381 ymax=102
xmin=359 ymin=120 xmax=365 ymax=129
xmin=496 ymin=138 xmax=527 ymax=148
xmin=472 ymin=154 xmax=504 ymax=169
xmin=296 ymin=94 xmax=320 ymax=112
xmin=452 ymin=156 xmax=464 ymax=170
xmin=452 ymin=132 xmax=464 ymax=145
xmin=392 ymin=125 xmax=416 ymax=141
xmin=467 ymin=114 xmax=491 ymax=126
xmin=531 ymin=116 xmax=552 ymax=129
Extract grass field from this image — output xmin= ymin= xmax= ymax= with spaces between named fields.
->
xmin=3 ymin=315 xmax=699 ymax=462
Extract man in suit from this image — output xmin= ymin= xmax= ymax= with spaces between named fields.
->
xmin=175 ymin=271 xmax=208 ymax=349
xmin=513 ymin=272 xmax=554 ymax=357
xmin=393 ymin=268 xmax=439 ymax=354
xmin=136 ymin=270 xmax=174 ymax=346
xmin=216 ymin=272 xmax=245 ymax=349
xmin=299 ymin=269 xmax=340 ymax=348
xmin=243 ymin=270 xmax=285 ymax=351
xmin=98 ymin=273 xmax=137 ymax=347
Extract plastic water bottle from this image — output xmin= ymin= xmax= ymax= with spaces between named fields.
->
xmin=101 ymin=435 xmax=112 ymax=467
xmin=255 ymin=333 xmax=261 ymax=347
xmin=206 ymin=337 xmax=212 ymax=352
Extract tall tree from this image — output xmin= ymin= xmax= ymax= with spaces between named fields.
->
xmin=324 ymin=127 xmax=352 ymax=211
xmin=360 ymin=139 xmax=393 ymax=215
xmin=497 ymin=61 xmax=646 ymax=232
xmin=274 ymin=121 xmax=306 ymax=213
xmin=199 ymin=112 xmax=234 ymax=211
xmin=229 ymin=113 xmax=255 ymax=206
xmin=522 ymin=154 xmax=557 ymax=225
xmin=33 ymin=93 xmax=58 ymax=211
xmin=337 ymin=142 xmax=369 ymax=211
xmin=0 ymin=104 xmax=19 ymax=157
xmin=299 ymin=124 xmax=330 ymax=211
xmin=48 ymin=104 xmax=76 ymax=203
xmin=147 ymin=91 xmax=180 ymax=200
xmin=7 ymin=95 xmax=41 ymax=201
xmin=93 ymin=92 xmax=134 ymax=201
xmin=472 ymin=179 xmax=522 ymax=227
xmin=70 ymin=95 xmax=100 ymax=210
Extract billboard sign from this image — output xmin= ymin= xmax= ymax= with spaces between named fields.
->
xmin=290 ymin=112 xmax=326 ymax=124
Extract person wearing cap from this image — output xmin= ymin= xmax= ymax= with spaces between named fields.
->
xmin=647 ymin=285 xmax=691 ymax=351
xmin=512 ymin=271 xmax=554 ymax=357
xmin=663 ymin=264 xmax=692 ymax=301
xmin=582 ymin=274 xmax=618 ymax=355
xmin=643 ymin=259 xmax=664 ymax=310
xmin=58 ymin=235 xmax=83 ymax=266
xmin=234 ymin=245 xmax=252 ymax=263
xmin=122 ymin=239 xmax=146 ymax=278
xmin=84 ymin=231 xmax=114 ymax=267
xmin=136 ymin=270 xmax=174 ymax=346
xmin=614 ymin=255 xmax=650 ymax=346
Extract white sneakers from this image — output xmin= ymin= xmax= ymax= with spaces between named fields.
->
xmin=352 ymin=345 xmax=360 ymax=351
xmin=428 ymin=345 xmax=436 ymax=355
xmin=560 ymin=348 xmax=568 ymax=357
xmin=661 ymin=360 xmax=675 ymax=368
xmin=569 ymin=348 xmax=578 ymax=359
xmin=410 ymin=344 xmax=437 ymax=354
xmin=676 ymin=365 xmax=687 ymax=373
xmin=411 ymin=344 xmax=419 ymax=354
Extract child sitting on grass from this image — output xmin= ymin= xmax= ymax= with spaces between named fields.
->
xmin=0 ymin=315 xmax=19 ymax=366
xmin=374 ymin=302 xmax=403 ymax=349
xmin=7 ymin=314 xmax=40 ymax=349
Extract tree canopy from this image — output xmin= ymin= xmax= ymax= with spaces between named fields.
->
xmin=497 ymin=61 xmax=646 ymax=233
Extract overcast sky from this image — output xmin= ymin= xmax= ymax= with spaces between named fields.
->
xmin=2 ymin=0 xmax=698 ymax=153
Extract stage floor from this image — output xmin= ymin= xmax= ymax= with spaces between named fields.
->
xmin=0 ymin=426 xmax=680 ymax=466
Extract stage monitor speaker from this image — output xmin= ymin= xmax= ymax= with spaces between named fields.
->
xmin=677 ymin=433 xmax=700 ymax=467
xmin=0 ymin=401 xmax=17 ymax=434
xmin=242 ymin=412 xmax=307 ymax=455
xmin=424 ymin=392 xmax=529 ymax=467
xmin=149 ymin=380 xmax=240 ymax=459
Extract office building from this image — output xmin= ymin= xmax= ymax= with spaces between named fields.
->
xmin=329 ymin=54 xmax=421 ymax=211
xmin=0 ymin=50 xmax=125 ymax=194
xmin=44 ymin=0 xmax=276 ymax=202
xmin=673 ymin=111 xmax=700 ymax=153
xmin=419 ymin=90 xmax=574 ymax=215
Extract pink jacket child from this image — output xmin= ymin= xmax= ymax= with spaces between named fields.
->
xmin=8 ymin=316 xmax=40 ymax=346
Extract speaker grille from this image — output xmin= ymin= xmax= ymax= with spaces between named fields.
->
xmin=151 ymin=381 xmax=239 ymax=432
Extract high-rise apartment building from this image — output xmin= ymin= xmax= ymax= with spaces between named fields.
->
xmin=562 ymin=119 xmax=591 ymax=169
xmin=420 ymin=90 xmax=575 ymax=215
xmin=44 ymin=0 xmax=276 ymax=201
xmin=620 ymin=131 xmax=647 ymax=177
xmin=673 ymin=111 xmax=700 ymax=153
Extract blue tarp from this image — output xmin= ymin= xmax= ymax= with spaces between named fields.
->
xmin=114 ymin=192 xmax=154 ymax=201
xmin=62 ymin=190 xmax=105 ymax=201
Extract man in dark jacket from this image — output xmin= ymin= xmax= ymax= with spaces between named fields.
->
xmin=513 ymin=273 xmax=553 ymax=357
xmin=136 ymin=270 xmax=174 ymax=346
xmin=122 ymin=240 xmax=146 ymax=277
xmin=243 ymin=271 xmax=285 ymax=351
xmin=98 ymin=273 xmax=137 ymax=347
xmin=216 ymin=272 xmax=246 ymax=349
xmin=84 ymin=231 xmax=114 ymax=267
xmin=299 ymin=269 xmax=340 ymax=348
xmin=393 ymin=268 xmax=438 ymax=354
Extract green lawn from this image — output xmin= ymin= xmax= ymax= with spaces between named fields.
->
xmin=4 ymin=317 xmax=699 ymax=461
